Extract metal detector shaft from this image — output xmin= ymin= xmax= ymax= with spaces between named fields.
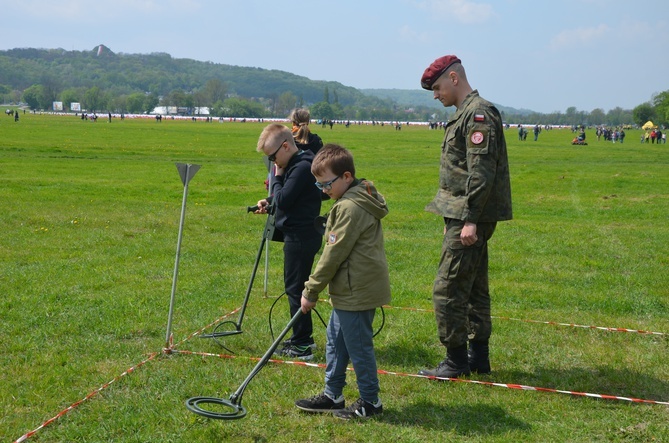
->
xmin=263 ymin=239 xmax=270 ymax=297
xmin=202 ymin=206 xmax=277 ymax=342
xmin=233 ymin=229 xmax=269 ymax=332
xmin=229 ymin=309 xmax=303 ymax=403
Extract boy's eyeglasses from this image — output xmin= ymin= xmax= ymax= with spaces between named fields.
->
xmin=267 ymin=139 xmax=287 ymax=162
xmin=315 ymin=175 xmax=341 ymax=191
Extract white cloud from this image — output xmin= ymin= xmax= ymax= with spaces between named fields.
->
xmin=549 ymin=24 xmax=610 ymax=50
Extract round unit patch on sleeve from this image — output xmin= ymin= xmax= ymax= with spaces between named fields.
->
xmin=471 ymin=131 xmax=485 ymax=145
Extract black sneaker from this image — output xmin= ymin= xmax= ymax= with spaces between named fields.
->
xmin=274 ymin=344 xmax=313 ymax=361
xmin=295 ymin=393 xmax=345 ymax=413
xmin=333 ymin=397 xmax=383 ymax=420
xmin=281 ymin=339 xmax=317 ymax=350
xmin=418 ymin=358 xmax=470 ymax=379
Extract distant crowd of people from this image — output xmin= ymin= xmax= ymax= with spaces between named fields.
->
xmin=596 ymin=126 xmax=626 ymax=143
xmin=641 ymin=128 xmax=665 ymax=144
xmin=5 ymin=108 xmax=21 ymax=122
xmin=516 ymin=124 xmax=554 ymax=141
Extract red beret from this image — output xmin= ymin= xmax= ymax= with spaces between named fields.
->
xmin=421 ymin=55 xmax=461 ymax=90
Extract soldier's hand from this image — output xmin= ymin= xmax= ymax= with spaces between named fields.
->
xmin=461 ymin=222 xmax=478 ymax=246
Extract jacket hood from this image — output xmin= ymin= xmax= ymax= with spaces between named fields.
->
xmin=288 ymin=148 xmax=315 ymax=166
xmin=343 ymin=179 xmax=388 ymax=220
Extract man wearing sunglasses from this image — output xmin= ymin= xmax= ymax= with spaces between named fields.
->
xmin=254 ymin=123 xmax=323 ymax=360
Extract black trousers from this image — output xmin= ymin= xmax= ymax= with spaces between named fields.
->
xmin=282 ymin=230 xmax=322 ymax=346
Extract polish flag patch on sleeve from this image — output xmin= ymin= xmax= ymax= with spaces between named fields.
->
xmin=474 ymin=114 xmax=485 ymax=122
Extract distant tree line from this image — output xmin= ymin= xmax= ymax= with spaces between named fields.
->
xmin=507 ymin=106 xmax=634 ymax=127
xmin=0 ymin=47 xmax=666 ymax=126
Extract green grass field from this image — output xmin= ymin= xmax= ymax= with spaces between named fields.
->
xmin=1 ymin=114 xmax=668 ymax=442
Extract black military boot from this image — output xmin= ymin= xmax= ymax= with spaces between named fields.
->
xmin=418 ymin=344 xmax=470 ymax=378
xmin=468 ymin=340 xmax=491 ymax=374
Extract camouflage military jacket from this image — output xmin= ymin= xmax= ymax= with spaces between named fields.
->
xmin=426 ymin=90 xmax=512 ymax=223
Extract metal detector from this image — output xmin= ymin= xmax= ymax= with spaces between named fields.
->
xmin=186 ymin=310 xmax=303 ymax=420
xmin=199 ymin=203 xmax=280 ymax=352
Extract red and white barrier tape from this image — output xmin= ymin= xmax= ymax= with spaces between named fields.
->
xmin=13 ymin=352 xmax=160 ymax=443
xmin=14 ymin=303 xmax=666 ymax=441
xmin=167 ymin=307 xmax=241 ymax=351
xmin=378 ymin=304 xmax=666 ymax=336
xmin=173 ymin=349 xmax=669 ymax=406
xmin=492 ymin=315 xmax=665 ymax=335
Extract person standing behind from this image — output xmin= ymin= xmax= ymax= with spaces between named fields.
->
xmin=295 ymin=144 xmax=390 ymax=419
xmin=418 ymin=55 xmax=512 ymax=378
xmin=290 ymin=108 xmax=324 ymax=155
xmin=254 ymin=123 xmax=323 ymax=360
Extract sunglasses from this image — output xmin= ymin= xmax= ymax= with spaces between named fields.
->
xmin=267 ymin=138 xmax=287 ymax=162
xmin=315 ymin=175 xmax=341 ymax=191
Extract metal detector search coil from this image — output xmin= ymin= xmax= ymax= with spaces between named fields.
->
xmin=185 ymin=396 xmax=247 ymax=420
xmin=186 ymin=310 xmax=303 ymax=420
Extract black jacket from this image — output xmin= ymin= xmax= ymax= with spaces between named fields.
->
xmin=268 ymin=150 xmax=322 ymax=235
xmin=295 ymin=133 xmax=324 ymax=155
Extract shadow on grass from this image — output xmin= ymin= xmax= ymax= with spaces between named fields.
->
xmin=377 ymin=341 xmax=669 ymax=404
xmin=491 ymin=366 xmax=669 ymax=403
xmin=376 ymin=342 xmax=440 ymax=368
xmin=381 ymin=402 xmax=531 ymax=435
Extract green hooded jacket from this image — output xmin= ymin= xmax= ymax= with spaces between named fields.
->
xmin=302 ymin=179 xmax=391 ymax=311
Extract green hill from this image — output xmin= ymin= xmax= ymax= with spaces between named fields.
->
xmin=0 ymin=45 xmax=363 ymax=106
xmin=0 ymin=45 xmax=558 ymax=121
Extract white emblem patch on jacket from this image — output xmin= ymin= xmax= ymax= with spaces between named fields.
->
xmin=328 ymin=233 xmax=337 ymax=244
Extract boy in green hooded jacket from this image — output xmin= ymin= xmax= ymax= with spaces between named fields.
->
xmin=295 ymin=143 xmax=390 ymax=420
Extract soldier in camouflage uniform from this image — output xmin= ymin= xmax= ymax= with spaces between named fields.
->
xmin=417 ymin=55 xmax=512 ymax=379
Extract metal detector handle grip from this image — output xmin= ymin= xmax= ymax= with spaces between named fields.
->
xmin=247 ymin=204 xmax=274 ymax=214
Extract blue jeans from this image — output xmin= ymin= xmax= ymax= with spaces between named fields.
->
xmin=324 ymin=308 xmax=379 ymax=403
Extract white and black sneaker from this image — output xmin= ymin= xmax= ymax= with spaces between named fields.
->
xmin=295 ymin=393 xmax=345 ymax=413
xmin=274 ymin=344 xmax=314 ymax=361
xmin=333 ymin=397 xmax=383 ymax=420
xmin=281 ymin=339 xmax=317 ymax=350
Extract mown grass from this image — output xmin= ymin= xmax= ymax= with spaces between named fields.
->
xmin=1 ymin=114 xmax=668 ymax=442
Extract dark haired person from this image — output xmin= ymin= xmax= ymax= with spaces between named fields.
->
xmin=418 ymin=55 xmax=512 ymax=378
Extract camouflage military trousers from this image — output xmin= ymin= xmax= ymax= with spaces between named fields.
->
xmin=432 ymin=219 xmax=497 ymax=348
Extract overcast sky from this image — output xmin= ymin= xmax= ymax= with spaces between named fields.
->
xmin=3 ymin=0 xmax=668 ymax=113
